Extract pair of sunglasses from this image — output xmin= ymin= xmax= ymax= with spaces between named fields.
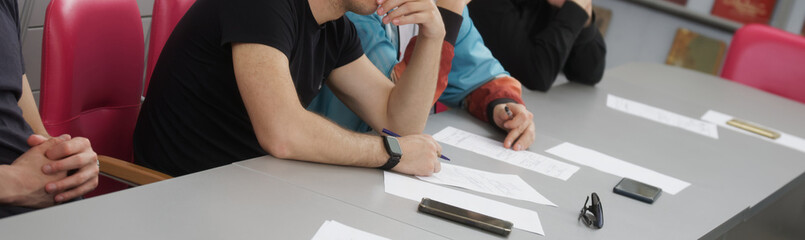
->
xmin=579 ymin=192 xmax=604 ymax=229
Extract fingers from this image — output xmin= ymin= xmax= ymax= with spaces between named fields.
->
xmin=502 ymin=104 xmax=530 ymax=129
xmin=377 ymin=0 xmax=410 ymax=16
xmin=512 ymin=122 xmax=536 ymax=151
xmin=424 ymin=135 xmax=442 ymax=174
xmin=391 ymin=11 xmax=436 ymax=26
xmin=434 ymin=137 xmax=443 ymax=158
xmin=433 ymin=140 xmax=442 ymax=173
xmin=381 ymin=1 xmax=429 ymax=25
xmin=42 ymin=150 xmax=97 ymax=174
xmin=45 ymin=159 xmax=99 ymax=196
xmin=503 ymin=126 xmax=522 ymax=149
xmin=27 ymin=136 xmax=65 ymax=154
xmin=394 ymin=135 xmax=445 ymax=176
xmin=378 ymin=0 xmax=437 ymax=26
xmin=432 ymin=160 xmax=442 ymax=173
xmin=502 ymin=104 xmax=534 ymax=149
xmin=27 ymin=134 xmax=49 ymax=147
xmin=44 ymin=137 xmax=91 ymax=161
xmin=492 ymin=104 xmax=512 ymax=129
xmin=53 ymin=174 xmax=99 ymax=203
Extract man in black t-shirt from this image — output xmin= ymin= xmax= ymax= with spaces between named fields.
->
xmin=468 ymin=0 xmax=607 ymax=91
xmin=135 ymin=0 xmax=448 ymax=176
xmin=1 ymin=0 xmax=99 ymax=219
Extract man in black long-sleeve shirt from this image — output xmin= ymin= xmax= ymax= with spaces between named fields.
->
xmin=467 ymin=0 xmax=606 ymax=91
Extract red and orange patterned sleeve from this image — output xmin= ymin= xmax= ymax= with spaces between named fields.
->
xmin=390 ymin=36 xmax=455 ymax=105
xmin=465 ymin=76 xmax=524 ymax=123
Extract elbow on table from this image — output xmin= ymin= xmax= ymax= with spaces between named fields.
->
xmin=566 ymin=69 xmax=604 ymax=86
xmin=258 ymin=135 xmax=296 ymax=160
xmin=521 ymin=78 xmax=553 ymax=92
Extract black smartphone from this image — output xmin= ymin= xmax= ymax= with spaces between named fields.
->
xmin=418 ymin=198 xmax=513 ymax=237
xmin=613 ymin=178 xmax=662 ymax=204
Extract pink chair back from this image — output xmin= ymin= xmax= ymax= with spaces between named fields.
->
xmin=40 ymin=0 xmax=144 ymax=197
xmin=721 ymin=24 xmax=805 ymax=104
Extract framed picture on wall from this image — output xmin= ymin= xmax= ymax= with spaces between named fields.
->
xmin=711 ymin=0 xmax=777 ymax=24
xmin=666 ymin=28 xmax=727 ymax=75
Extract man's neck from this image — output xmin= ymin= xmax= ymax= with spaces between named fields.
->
xmin=309 ymin=0 xmax=344 ymax=25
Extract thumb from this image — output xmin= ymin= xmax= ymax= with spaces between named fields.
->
xmin=27 ymin=135 xmax=63 ymax=153
xmin=493 ymin=104 xmax=510 ymax=128
xmin=27 ymin=134 xmax=49 ymax=147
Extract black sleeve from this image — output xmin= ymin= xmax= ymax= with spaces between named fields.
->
xmin=562 ymin=12 xmax=606 ymax=86
xmin=520 ymin=1 xmax=590 ymax=91
xmin=438 ymin=7 xmax=463 ymax=46
xmin=219 ymin=0 xmax=296 ymax=58
xmin=334 ymin=16 xmax=365 ymax=68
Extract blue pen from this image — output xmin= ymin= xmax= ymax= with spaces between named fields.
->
xmin=382 ymin=128 xmax=450 ymax=161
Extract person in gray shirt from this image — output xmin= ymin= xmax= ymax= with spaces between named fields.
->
xmin=0 ymin=0 xmax=99 ymax=218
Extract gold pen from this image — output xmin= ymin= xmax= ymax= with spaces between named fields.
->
xmin=726 ymin=119 xmax=781 ymax=139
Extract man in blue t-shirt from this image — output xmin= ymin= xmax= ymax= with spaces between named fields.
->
xmin=0 ymin=0 xmax=99 ymax=218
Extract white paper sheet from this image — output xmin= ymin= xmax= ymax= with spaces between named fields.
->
xmin=417 ymin=163 xmax=556 ymax=206
xmin=546 ymin=142 xmax=691 ymax=195
xmin=384 ymin=172 xmax=544 ymax=235
xmin=432 ymin=127 xmax=579 ymax=181
xmin=701 ymin=110 xmax=805 ymax=154
xmin=607 ymin=94 xmax=719 ymax=139
xmin=311 ymin=220 xmax=390 ymax=240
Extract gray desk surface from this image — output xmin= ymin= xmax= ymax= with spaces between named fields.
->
xmin=518 ymin=63 xmax=805 ymax=238
xmin=236 ymin=63 xmax=805 ymax=239
xmin=0 ymin=164 xmax=447 ymax=240
xmin=590 ymin=63 xmax=805 ymax=238
xmin=2 ymin=63 xmax=802 ymax=239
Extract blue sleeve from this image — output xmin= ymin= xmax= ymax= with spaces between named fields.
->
xmin=306 ymin=12 xmax=399 ymax=133
xmin=346 ymin=12 xmax=400 ymax=77
xmin=439 ymin=6 xmax=509 ymax=108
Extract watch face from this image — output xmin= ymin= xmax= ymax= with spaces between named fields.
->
xmin=387 ymin=136 xmax=402 ymax=156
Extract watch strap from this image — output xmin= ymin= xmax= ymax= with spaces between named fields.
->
xmin=379 ymin=136 xmax=401 ymax=170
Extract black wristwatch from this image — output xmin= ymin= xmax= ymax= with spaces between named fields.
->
xmin=379 ymin=136 xmax=402 ymax=170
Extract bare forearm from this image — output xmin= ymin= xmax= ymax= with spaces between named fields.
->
xmin=0 ymin=165 xmax=21 ymax=205
xmin=233 ymin=43 xmax=390 ymax=169
xmin=259 ymin=109 xmax=387 ymax=168
xmin=387 ymin=36 xmax=443 ymax=134
xmin=19 ymin=75 xmax=49 ymax=137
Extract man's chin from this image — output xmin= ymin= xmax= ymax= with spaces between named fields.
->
xmin=356 ymin=7 xmax=378 ymax=15
xmin=346 ymin=1 xmax=379 ymax=16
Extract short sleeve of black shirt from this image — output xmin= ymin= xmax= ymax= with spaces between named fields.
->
xmin=333 ymin=16 xmax=364 ymax=68
xmin=219 ymin=0 xmax=363 ymax=67
xmin=220 ymin=0 xmax=296 ymax=57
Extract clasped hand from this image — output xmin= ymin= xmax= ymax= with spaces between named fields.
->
xmin=9 ymin=134 xmax=98 ymax=207
xmin=377 ymin=0 xmax=446 ymax=40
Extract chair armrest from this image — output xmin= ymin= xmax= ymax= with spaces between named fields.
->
xmin=98 ymin=155 xmax=172 ymax=186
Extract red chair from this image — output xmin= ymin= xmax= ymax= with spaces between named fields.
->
xmin=721 ymin=24 xmax=805 ymax=105
xmin=40 ymin=0 xmax=170 ymax=197
xmin=144 ymin=0 xmax=196 ymax=96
